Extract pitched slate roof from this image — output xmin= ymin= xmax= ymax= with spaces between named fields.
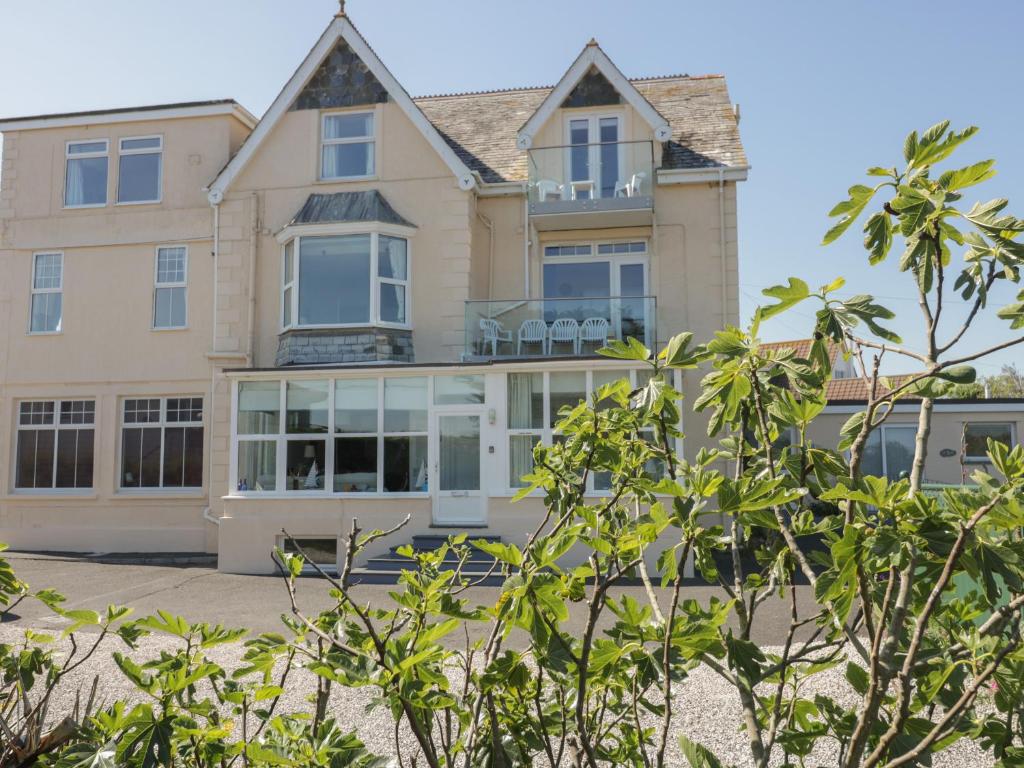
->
xmin=413 ymin=74 xmax=746 ymax=184
xmin=289 ymin=191 xmax=415 ymax=228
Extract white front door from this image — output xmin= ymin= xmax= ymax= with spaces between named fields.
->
xmin=432 ymin=410 xmax=486 ymax=525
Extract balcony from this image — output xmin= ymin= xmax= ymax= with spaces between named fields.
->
xmin=465 ymin=295 xmax=657 ymax=360
xmin=527 ymin=140 xmax=655 ymax=230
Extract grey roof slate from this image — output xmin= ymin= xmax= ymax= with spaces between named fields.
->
xmin=289 ymin=191 xmax=415 ymax=228
xmin=413 ymin=75 xmax=746 ymax=184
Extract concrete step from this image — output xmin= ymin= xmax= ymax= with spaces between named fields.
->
xmin=409 ymin=533 xmax=502 ymax=551
xmin=348 ymin=568 xmax=507 ymax=587
xmin=365 ymin=555 xmax=501 ymax=573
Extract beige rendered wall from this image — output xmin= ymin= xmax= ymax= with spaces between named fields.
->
xmin=0 ymin=113 xmax=250 ymax=553
xmin=807 ymin=407 xmax=1024 ymax=485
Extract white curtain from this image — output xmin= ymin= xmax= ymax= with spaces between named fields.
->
xmin=65 ymin=159 xmax=86 ymax=207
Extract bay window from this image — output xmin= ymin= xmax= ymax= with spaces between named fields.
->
xmin=15 ymin=400 xmax=95 ymax=490
xmin=281 ymin=233 xmax=411 ymax=329
xmin=121 ymin=397 xmax=203 ymax=490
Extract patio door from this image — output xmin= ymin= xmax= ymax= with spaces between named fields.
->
xmin=432 ymin=410 xmax=485 ymax=525
xmin=566 ymin=116 xmax=621 ymax=200
xmin=615 ymin=262 xmax=650 ymax=346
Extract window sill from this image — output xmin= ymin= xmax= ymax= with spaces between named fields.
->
xmin=27 ymin=330 xmax=63 ymax=337
xmin=151 ymin=325 xmax=189 ymax=332
xmin=225 ymin=492 xmax=430 ymax=501
xmin=115 ymin=199 xmax=162 ymax=207
xmin=62 ymin=203 xmax=107 ymax=210
xmin=114 ymin=490 xmax=206 ymax=500
xmin=3 ymin=491 xmax=99 ymax=501
xmin=316 ymin=175 xmax=379 ymax=185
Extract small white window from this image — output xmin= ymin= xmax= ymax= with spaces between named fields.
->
xmin=378 ymin=236 xmax=408 ymax=325
xmin=118 ymin=136 xmax=162 ymax=204
xmin=321 ymin=112 xmax=375 ymax=180
xmin=65 ymin=140 xmax=108 ymax=208
xmin=30 ymin=253 xmax=63 ymax=333
xmin=154 ymin=246 xmax=187 ymax=329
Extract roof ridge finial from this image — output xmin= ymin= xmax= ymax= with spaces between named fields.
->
xmin=586 ymin=37 xmax=599 ymax=47
xmin=336 ymin=0 xmax=346 ymax=17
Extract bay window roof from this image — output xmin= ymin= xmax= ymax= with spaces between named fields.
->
xmin=288 ymin=191 xmax=415 ymax=229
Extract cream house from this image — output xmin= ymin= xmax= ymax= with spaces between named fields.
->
xmin=0 ymin=9 xmax=747 ymax=575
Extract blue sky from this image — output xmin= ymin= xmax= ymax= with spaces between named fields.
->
xmin=2 ymin=0 xmax=1021 ymax=375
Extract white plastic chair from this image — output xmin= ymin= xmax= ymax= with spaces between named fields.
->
xmin=579 ymin=317 xmax=610 ymax=352
xmin=547 ymin=318 xmax=580 ymax=355
xmin=517 ymin=319 xmax=547 ymax=356
xmin=614 ymin=172 xmax=648 ymax=198
xmin=479 ymin=318 xmax=511 ymax=356
xmin=536 ymin=179 xmax=563 ymax=202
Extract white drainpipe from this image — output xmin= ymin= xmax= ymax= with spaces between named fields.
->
xmin=523 ymin=196 xmax=531 ymax=296
xmin=207 ymin=193 xmax=223 ymax=527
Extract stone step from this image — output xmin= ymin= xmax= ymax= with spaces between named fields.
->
xmin=348 ymin=569 xmax=506 ymax=587
xmin=365 ymin=555 xmax=501 ymax=573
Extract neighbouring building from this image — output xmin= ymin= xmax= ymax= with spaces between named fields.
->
xmin=761 ymin=340 xmax=1024 ymax=486
xmin=0 ymin=9 xmax=748 ymax=574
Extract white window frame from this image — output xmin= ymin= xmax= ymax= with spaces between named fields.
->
xmin=279 ymin=228 xmax=413 ymax=332
xmin=563 ymin=113 xmax=625 ymax=200
xmin=503 ymin=367 xmax=679 ymax=494
xmin=232 ymin=376 xmax=432 ymax=498
xmin=29 ymin=252 xmax=64 ymax=335
xmin=153 ymin=245 xmax=188 ymax=330
xmin=64 ymin=139 xmax=109 ymax=209
xmin=542 ymin=240 xmax=651 ymax=346
xmin=963 ymin=421 xmax=1017 ymax=463
xmin=13 ymin=399 xmax=96 ymax=494
xmin=320 ymin=111 xmax=376 ymax=181
xmin=118 ymin=396 xmax=204 ymax=493
xmin=116 ymin=135 xmax=163 ymax=205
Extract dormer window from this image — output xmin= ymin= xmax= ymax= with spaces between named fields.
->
xmin=321 ymin=112 xmax=375 ymax=180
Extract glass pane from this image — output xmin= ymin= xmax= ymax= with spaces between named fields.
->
xmin=598 ymin=118 xmax=619 ymax=198
xmin=238 ymin=382 xmax=280 ymax=435
xmin=121 ymin=137 xmax=161 ymax=151
xmin=237 ymin=440 xmax=276 ymax=491
xmin=378 ymin=236 xmax=407 ymax=279
xmin=384 ymin=377 xmax=427 ymax=432
xmin=56 ymin=429 xmax=93 ymax=488
xmin=60 ymin=400 xmax=95 ymax=425
xmin=379 ymin=283 xmax=406 ymax=324
xmin=285 ymin=440 xmax=326 ymax=491
xmin=183 ymin=427 xmax=204 ymax=488
xmin=861 ymin=430 xmax=883 ymax=477
xmin=166 ymin=397 xmax=203 ymax=423
xmin=965 ymin=423 xmax=1014 ymax=460
xmin=434 ymin=375 xmax=485 ymax=405
xmin=321 ymin=142 xmax=373 ymax=179
xmin=118 ymin=152 xmax=161 ymax=203
xmin=68 ymin=141 xmax=107 ymax=154
xmin=549 ymin=371 xmax=586 ymax=428
xmin=33 ymin=254 xmax=62 ymax=289
xmin=543 ymin=262 xmax=611 ymax=324
xmin=298 ymin=235 xmax=371 ymax=325
xmin=162 ymin=427 xmax=186 ymax=487
xmin=508 ymin=373 xmax=544 ymax=429
xmin=284 ymin=241 xmax=294 ymax=284
xmin=334 ymin=436 xmax=378 ymax=492
xmin=569 ymin=119 xmax=590 ymax=186
xmin=121 ymin=427 xmax=161 ymax=487
xmin=286 ymin=381 xmax=329 ymax=434
xmin=65 ymin=156 xmax=107 ymax=206
xmin=883 ymin=427 xmax=916 ymax=481
xmin=154 ymin=286 xmax=186 ymax=328
xmin=323 ymin=113 xmax=373 ymax=139
xmin=509 ymin=433 xmax=541 ymax=488
xmin=16 ymin=430 xmax=55 ymax=488
xmin=335 ymin=379 xmax=378 ymax=433
xmin=124 ymin=398 xmax=161 ymax=424
xmin=283 ymin=287 xmax=292 ymax=327
xmin=20 ymin=401 xmax=54 ymax=426
xmin=384 ymin=435 xmax=428 ymax=492
xmin=156 ymin=247 xmax=186 ymax=283
xmin=439 ymin=415 xmax=480 ymax=491
xmin=281 ymin=537 xmax=337 ymax=566
xmin=31 ymin=293 xmax=62 ymax=333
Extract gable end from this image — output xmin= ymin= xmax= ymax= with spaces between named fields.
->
xmin=562 ymin=67 xmax=622 ymax=109
xmin=291 ymin=39 xmax=389 ymax=111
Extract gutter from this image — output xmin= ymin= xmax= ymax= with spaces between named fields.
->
xmin=658 ymin=166 xmax=749 ymax=185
